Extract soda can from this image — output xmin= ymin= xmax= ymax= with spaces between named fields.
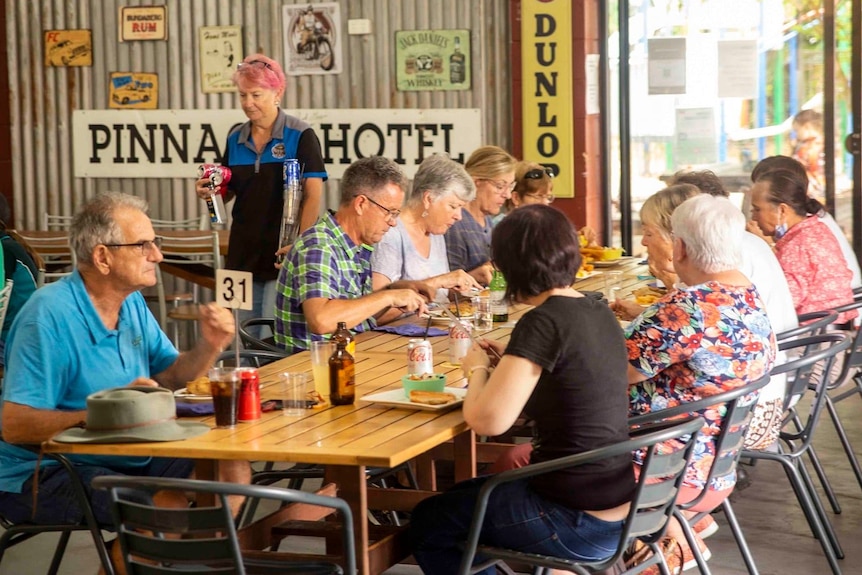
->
xmin=237 ymin=368 xmax=261 ymax=422
xmin=448 ymin=321 xmax=472 ymax=365
xmin=197 ymin=164 xmax=232 ymax=191
xmin=406 ymin=339 xmax=434 ymax=376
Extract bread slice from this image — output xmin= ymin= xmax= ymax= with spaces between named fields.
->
xmin=409 ymin=390 xmax=457 ymax=405
xmin=186 ymin=376 xmax=211 ymax=396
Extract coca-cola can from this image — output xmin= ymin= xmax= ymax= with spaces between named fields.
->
xmin=448 ymin=321 xmax=472 ymax=365
xmin=407 ymin=339 xmax=433 ymax=376
xmin=197 ymin=164 xmax=233 ymax=192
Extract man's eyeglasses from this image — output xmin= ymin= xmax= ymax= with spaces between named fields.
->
xmin=104 ymin=237 xmax=163 ymax=255
xmin=484 ymin=179 xmax=517 ymax=194
xmin=524 ymin=193 xmax=555 ymax=204
xmin=237 ymin=60 xmax=274 ymax=71
xmin=524 ymin=167 xmax=555 ymax=180
xmin=361 ymin=195 xmax=401 ymax=223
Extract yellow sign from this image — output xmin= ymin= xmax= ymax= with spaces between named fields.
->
xmin=119 ymin=5 xmax=167 ymax=41
xmin=44 ymin=29 xmax=93 ymax=67
xmin=109 ymin=73 xmax=158 ymax=109
xmin=521 ymin=0 xmax=574 ymax=198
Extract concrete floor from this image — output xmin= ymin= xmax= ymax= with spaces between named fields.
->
xmin=2 ymin=393 xmax=862 ymax=575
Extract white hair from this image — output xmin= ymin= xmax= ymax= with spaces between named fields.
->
xmin=671 ymin=195 xmax=744 ymax=273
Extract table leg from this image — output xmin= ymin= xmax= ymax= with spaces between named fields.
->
xmin=453 ymin=429 xmax=477 ymax=482
xmin=325 ymin=465 xmax=371 ymax=574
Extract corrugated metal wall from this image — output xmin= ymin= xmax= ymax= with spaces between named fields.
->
xmin=6 ymin=0 xmax=512 ymax=229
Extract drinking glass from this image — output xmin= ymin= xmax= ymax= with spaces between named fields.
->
xmin=280 ymin=372 xmax=308 ymax=416
xmin=310 ymin=341 xmax=334 ymax=401
xmin=604 ymin=270 xmax=624 ymax=301
xmin=208 ymin=367 xmax=239 ymax=428
xmin=472 ymin=296 xmax=493 ymax=331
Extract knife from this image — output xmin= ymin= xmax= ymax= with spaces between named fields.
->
xmin=438 ymin=305 xmax=503 ymax=360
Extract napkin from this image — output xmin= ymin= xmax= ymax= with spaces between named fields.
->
xmin=373 ymin=324 xmax=448 ymax=337
xmin=175 ymin=402 xmax=214 ymax=417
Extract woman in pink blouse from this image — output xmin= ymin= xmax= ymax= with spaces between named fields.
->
xmin=748 ymin=169 xmax=857 ymax=324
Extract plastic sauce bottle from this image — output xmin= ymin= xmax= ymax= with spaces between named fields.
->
xmin=329 ymin=340 xmax=355 ymax=406
xmin=332 ymin=321 xmax=355 ymax=357
xmin=489 ymin=270 xmax=509 ymax=322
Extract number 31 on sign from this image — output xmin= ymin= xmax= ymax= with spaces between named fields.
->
xmin=216 ymin=269 xmax=253 ymax=310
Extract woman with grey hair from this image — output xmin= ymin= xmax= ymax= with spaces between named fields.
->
xmin=371 ymin=154 xmax=482 ymax=306
xmin=621 ymin=194 xmax=776 ymax=571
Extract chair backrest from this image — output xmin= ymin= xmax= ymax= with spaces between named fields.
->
xmin=777 ymin=310 xmax=839 ymax=342
xmin=822 ymin=294 xmax=862 ymax=387
xmin=216 ymin=349 xmax=287 ymax=368
xmin=42 ymin=213 xmax=74 ymax=231
xmin=13 ymin=231 xmax=76 ymax=285
xmin=629 ymin=373 xmax=771 ymax=512
xmin=772 ymin=332 xmax=851 ymax=449
xmin=153 ymin=232 xmax=221 ymax=328
xmin=457 ymin=416 xmax=705 ymax=575
xmin=0 ymin=279 xmax=14 ymax=330
xmin=91 ymin=475 xmax=355 ymax=575
xmin=151 ymin=215 xmax=208 ymax=230
xmin=239 ymin=317 xmax=287 ymax=354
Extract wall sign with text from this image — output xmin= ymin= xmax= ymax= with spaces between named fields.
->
xmin=119 ymin=5 xmax=167 ymax=42
xmin=521 ymin=0 xmax=574 ymax=198
xmin=44 ymin=29 xmax=92 ymax=67
xmin=395 ymin=29 xmax=471 ymax=91
xmin=108 ymin=73 xmax=158 ymax=110
xmin=199 ymin=26 xmax=242 ymax=93
xmin=71 ymin=108 xmax=482 ymax=179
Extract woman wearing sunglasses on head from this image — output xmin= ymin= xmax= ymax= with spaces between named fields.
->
xmin=507 ymin=161 xmax=555 ymax=210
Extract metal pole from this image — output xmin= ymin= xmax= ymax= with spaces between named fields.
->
xmin=618 ymin=0 xmax=632 ymax=254
xmin=850 ymin=0 xmax=862 ymax=257
xmin=825 ymin=0 xmax=836 ymax=215
xmin=599 ymin=0 xmax=611 ymax=245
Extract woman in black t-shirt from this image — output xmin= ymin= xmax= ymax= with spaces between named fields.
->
xmin=410 ymin=204 xmax=635 ymax=575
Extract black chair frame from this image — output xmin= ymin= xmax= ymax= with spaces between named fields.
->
xmin=239 ymin=318 xmax=288 ymax=355
xmin=457 ymin=416 xmax=705 ymax=575
xmin=91 ymin=475 xmax=356 ymax=575
xmin=216 ymin=349 xmax=287 ymax=368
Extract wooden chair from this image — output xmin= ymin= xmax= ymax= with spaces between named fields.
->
xmin=13 ymin=232 xmax=75 ymax=285
xmin=41 ymin=213 xmax=73 ymax=231
xmin=150 ymin=215 xmax=208 ymax=230
xmin=91 ymin=475 xmax=355 ymax=575
xmin=457 ymin=416 xmax=705 ymax=575
xmin=154 ymin=232 xmax=221 ymax=347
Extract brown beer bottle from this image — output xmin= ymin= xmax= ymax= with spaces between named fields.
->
xmin=329 ymin=340 xmax=355 ymax=405
xmin=332 ymin=321 xmax=355 ymax=357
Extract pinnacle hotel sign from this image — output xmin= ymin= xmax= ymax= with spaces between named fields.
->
xmin=521 ymin=0 xmax=574 ymax=198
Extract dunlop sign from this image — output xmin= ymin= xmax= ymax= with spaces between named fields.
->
xmin=521 ymin=0 xmax=574 ymax=198
xmin=72 ymin=108 xmax=482 ymax=179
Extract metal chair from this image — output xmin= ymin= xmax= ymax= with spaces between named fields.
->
xmin=742 ymin=332 xmax=852 ymax=575
xmin=150 ymin=215 xmax=208 ymax=230
xmin=456 ymin=416 xmax=705 ymax=575
xmin=629 ymin=373 xmax=771 ymax=575
xmin=42 ymin=213 xmax=74 ymax=231
xmin=91 ymin=475 xmax=355 ymax=575
xmin=216 ymin=349 xmax=287 ymax=368
xmin=239 ymin=317 xmax=288 ymax=355
xmin=0 ymin=450 xmax=115 ymax=575
xmin=13 ymin=232 xmax=76 ymax=285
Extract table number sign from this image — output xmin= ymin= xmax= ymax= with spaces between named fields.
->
xmin=216 ymin=270 xmax=253 ymax=310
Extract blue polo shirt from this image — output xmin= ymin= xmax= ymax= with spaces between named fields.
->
xmin=0 ymin=270 xmax=179 ymax=493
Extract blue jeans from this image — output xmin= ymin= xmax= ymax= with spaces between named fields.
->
xmin=409 ymin=476 xmax=624 ymax=575
xmin=0 ymin=457 xmax=194 ymax=528
xmin=239 ymin=279 xmax=277 ymax=339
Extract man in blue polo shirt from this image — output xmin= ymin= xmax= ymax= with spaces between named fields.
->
xmin=0 ymin=192 xmax=249 ymax=570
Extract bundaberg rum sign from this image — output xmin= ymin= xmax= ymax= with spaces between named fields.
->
xmin=521 ymin=0 xmax=574 ymax=198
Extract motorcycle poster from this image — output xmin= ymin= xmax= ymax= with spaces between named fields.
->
xmin=283 ymin=3 xmax=342 ymax=76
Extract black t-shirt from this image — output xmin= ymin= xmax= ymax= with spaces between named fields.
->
xmin=506 ymin=295 xmax=635 ymax=510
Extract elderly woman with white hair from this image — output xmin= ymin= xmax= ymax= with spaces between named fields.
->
xmin=371 ymin=154 xmax=482 ymax=305
xmin=622 ymin=194 xmax=776 ymax=573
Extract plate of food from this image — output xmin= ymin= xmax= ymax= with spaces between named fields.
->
xmin=423 ymin=302 xmax=474 ymax=323
xmin=360 ymin=387 xmax=467 ymax=412
xmin=175 ymin=377 xmax=213 ymax=402
xmin=592 ymin=256 xmax=638 ymax=267
xmin=574 ymin=269 xmax=601 ymax=281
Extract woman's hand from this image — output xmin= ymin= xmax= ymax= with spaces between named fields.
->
xmin=746 ymin=220 xmax=771 ymax=244
xmin=460 ymin=342 xmax=492 ymax=381
xmin=434 ymin=270 xmax=483 ymax=293
xmin=195 ymin=177 xmax=215 ymax=200
xmin=611 ymin=298 xmax=644 ymax=321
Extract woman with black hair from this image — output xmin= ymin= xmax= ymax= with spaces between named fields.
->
xmin=0 ymin=195 xmax=38 ymax=362
xmin=410 ymin=204 xmax=634 ymax=574
xmin=749 ymin=168 xmax=856 ymax=324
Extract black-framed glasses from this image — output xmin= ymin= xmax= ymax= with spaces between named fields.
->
xmin=237 ymin=60 xmax=274 ymax=71
xmin=104 ymin=237 xmax=163 ymax=255
xmin=361 ymin=195 xmax=401 ymax=223
xmin=524 ymin=167 xmax=555 ymax=180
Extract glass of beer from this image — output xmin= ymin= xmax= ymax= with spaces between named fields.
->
xmin=208 ymin=367 xmax=240 ymax=428
xmin=310 ymin=341 xmax=334 ymax=402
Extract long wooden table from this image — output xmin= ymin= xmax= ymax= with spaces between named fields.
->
xmin=42 ymin=257 xmax=649 ymax=574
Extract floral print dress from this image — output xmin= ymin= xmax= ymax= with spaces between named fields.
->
xmin=625 ymin=281 xmax=777 ymax=491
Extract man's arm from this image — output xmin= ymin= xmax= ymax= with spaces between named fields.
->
xmin=2 ymin=403 xmax=85 ymax=444
xmin=153 ymin=304 xmax=235 ymax=390
xmin=302 ymin=288 xmax=427 ymax=335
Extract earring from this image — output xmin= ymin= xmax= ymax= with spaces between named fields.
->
xmin=421 ymin=210 xmax=429 ymax=218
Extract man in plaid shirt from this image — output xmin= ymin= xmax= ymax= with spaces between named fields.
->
xmin=274 ymin=157 xmax=429 ymax=354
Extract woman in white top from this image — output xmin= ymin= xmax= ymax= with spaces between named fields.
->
xmin=371 ymin=155 xmax=481 ymax=321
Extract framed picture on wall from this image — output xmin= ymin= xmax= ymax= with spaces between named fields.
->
xmin=283 ymin=3 xmax=342 ymax=76
xmin=109 ymin=72 xmax=158 ymax=109
xmin=199 ymin=26 xmax=242 ymax=93
xmin=119 ymin=5 xmax=167 ymax=42
xmin=44 ymin=29 xmax=93 ymax=67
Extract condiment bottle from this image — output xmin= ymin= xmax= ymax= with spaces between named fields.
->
xmin=332 ymin=321 xmax=355 ymax=357
xmin=329 ymin=340 xmax=355 ymax=406
xmin=489 ymin=270 xmax=509 ymax=322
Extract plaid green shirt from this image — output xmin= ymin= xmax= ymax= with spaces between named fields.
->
xmin=274 ymin=211 xmax=375 ymax=354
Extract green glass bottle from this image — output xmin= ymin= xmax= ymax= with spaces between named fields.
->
xmin=489 ymin=270 xmax=508 ymax=322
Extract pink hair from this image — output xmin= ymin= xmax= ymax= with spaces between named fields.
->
xmin=232 ymin=53 xmax=286 ymax=93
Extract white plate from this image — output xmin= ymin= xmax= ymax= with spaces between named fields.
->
xmin=574 ymin=270 xmax=601 ymax=281
xmin=360 ymin=387 xmax=467 ymax=411
xmin=592 ymin=256 xmax=637 ymax=268
xmin=174 ymin=389 xmax=213 ymax=403
xmin=422 ymin=309 xmax=475 ymax=323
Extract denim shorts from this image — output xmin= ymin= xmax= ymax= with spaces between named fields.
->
xmin=0 ymin=457 xmax=194 ymax=528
